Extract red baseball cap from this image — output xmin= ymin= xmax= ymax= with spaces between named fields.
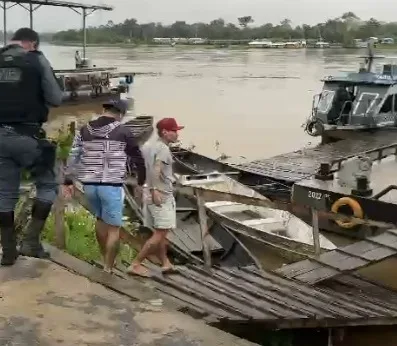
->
xmin=156 ymin=118 xmax=184 ymax=132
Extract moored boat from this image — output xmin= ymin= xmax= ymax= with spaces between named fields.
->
xmin=171 ymin=146 xmax=292 ymax=201
xmin=50 ymin=66 xmax=132 ymax=116
xmin=304 ymin=42 xmax=397 ymax=144
xmin=205 ymin=201 xmax=336 ymax=264
xmin=122 ymin=115 xmax=154 ymax=145
xmin=175 ymin=172 xmax=336 ymax=266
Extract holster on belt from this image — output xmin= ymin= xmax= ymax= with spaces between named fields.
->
xmin=33 ymin=138 xmax=57 ymax=175
xmin=4 ymin=124 xmax=57 ymax=174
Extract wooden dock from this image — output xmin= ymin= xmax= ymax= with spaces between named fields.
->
xmin=236 ymin=130 xmax=397 ymax=183
xmin=0 ymin=253 xmax=257 ymax=346
xmin=41 ymin=244 xmax=397 ymax=333
xmin=139 ymin=263 xmax=397 ymax=330
xmin=277 ymin=229 xmax=397 ymax=284
xmin=2 ymin=239 xmax=397 ymax=346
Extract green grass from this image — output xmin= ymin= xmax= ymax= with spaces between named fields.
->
xmin=42 ymin=205 xmax=137 ymax=265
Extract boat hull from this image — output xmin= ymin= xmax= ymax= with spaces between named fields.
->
xmin=205 ymin=203 xmax=334 ymax=266
xmin=171 ymin=147 xmax=292 ymax=202
xmin=321 ymin=127 xmax=397 ymax=144
xmin=122 ymin=116 xmax=154 ymax=145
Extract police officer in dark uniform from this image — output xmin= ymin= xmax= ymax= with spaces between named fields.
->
xmin=0 ymin=28 xmax=63 ymax=266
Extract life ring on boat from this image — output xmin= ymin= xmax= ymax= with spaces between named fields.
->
xmin=305 ymin=119 xmax=324 ymax=137
xmin=331 ymin=197 xmax=363 ymax=229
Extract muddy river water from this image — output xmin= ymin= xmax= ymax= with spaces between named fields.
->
xmin=43 ymin=44 xmax=367 ymax=159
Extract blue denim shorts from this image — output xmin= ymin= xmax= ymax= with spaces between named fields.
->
xmin=83 ymin=185 xmax=124 ymax=227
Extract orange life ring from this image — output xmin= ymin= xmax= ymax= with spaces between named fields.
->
xmin=331 ymin=197 xmax=363 ymax=229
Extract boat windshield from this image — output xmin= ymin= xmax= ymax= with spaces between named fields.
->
xmin=352 ymin=86 xmax=388 ymax=115
xmin=316 ymin=90 xmax=335 ymax=113
xmin=353 ymin=92 xmax=380 ymax=115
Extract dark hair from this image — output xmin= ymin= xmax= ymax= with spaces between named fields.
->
xmin=12 ymin=28 xmax=40 ymax=45
xmin=103 ymin=104 xmax=122 ymax=115
xmin=157 ymin=128 xmax=164 ymax=137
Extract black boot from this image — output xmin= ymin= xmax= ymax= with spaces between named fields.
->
xmin=19 ymin=199 xmax=52 ymax=259
xmin=0 ymin=211 xmax=18 ymax=266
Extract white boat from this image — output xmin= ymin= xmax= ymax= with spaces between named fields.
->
xmin=248 ymin=39 xmax=273 ymax=48
xmin=314 ymin=40 xmax=330 ymax=48
xmin=205 ymin=201 xmax=337 ymax=262
xmin=176 ymin=172 xmax=336 ymax=264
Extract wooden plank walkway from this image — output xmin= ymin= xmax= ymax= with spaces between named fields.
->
xmin=45 ymin=245 xmax=397 ymax=331
xmin=236 ymin=130 xmax=397 ymax=183
xmin=0 ymin=253 xmax=256 ymax=346
xmin=277 ymin=229 xmax=397 ymax=284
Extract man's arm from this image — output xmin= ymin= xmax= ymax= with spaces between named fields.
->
xmin=36 ymin=53 xmax=63 ymax=107
xmin=63 ymin=131 xmax=83 ymax=185
xmin=150 ymin=146 xmax=170 ymax=191
xmin=125 ymin=132 xmax=146 ymax=186
xmin=150 ymin=159 xmax=163 ymax=191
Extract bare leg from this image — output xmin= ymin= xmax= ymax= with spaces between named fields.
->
xmin=103 ymin=225 xmax=120 ymax=273
xmin=95 ymin=219 xmax=108 ymax=260
xmin=157 ymin=230 xmax=174 ymax=271
xmin=127 ymin=230 xmax=164 ymax=277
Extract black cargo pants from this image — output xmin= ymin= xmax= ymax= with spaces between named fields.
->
xmin=0 ymin=126 xmax=58 ymax=212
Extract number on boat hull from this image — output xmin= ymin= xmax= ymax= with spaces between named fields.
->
xmin=308 ymin=191 xmax=323 ymax=200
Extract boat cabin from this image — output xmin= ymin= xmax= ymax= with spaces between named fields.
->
xmin=315 ymin=68 xmax=397 ymax=128
xmin=305 ymin=55 xmax=397 ymax=141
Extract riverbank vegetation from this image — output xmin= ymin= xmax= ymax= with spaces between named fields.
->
xmin=52 ymin=12 xmax=397 ymax=47
xmin=42 ymin=206 xmax=137 ymax=264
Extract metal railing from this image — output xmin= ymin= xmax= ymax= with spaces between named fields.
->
xmin=330 ymin=142 xmax=397 ymax=172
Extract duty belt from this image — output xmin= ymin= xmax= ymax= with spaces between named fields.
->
xmin=0 ymin=123 xmax=45 ymax=139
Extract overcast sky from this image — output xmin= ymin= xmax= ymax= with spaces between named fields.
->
xmin=3 ymin=0 xmax=396 ymax=32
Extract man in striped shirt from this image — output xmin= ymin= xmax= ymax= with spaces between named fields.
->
xmin=63 ymin=99 xmax=146 ymax=273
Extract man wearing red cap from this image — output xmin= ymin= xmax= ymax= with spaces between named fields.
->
xmin=127 ymin=117 xmax=184 ymax=277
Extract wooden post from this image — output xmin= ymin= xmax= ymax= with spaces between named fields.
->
xmin=195 ymin=189 xmax=212 ymax=268
xmin=53 ymin=121 xmax=76 ymax=250
xmin=69 ymin=121 xmax=76 ymax=136
xmin=312 ymin=208 xmax=321 ymax=257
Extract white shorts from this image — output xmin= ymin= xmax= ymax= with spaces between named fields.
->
xmin=142 ymin=192 xmax=176 ymax=230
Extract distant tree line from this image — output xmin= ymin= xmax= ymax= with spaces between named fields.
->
xmin=52 ymin=12 xmax=397 ymax=45
xmin=0 ymin=30 xmax=53 ymax=43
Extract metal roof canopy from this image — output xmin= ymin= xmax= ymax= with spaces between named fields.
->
xmin=0 ymin=0 xmax=113 ymax=58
